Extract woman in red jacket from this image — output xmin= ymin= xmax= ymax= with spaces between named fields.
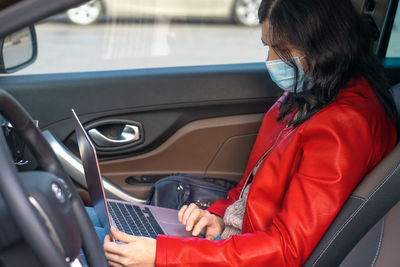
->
xmin=103 ymin=0 xmax=398 ymax=266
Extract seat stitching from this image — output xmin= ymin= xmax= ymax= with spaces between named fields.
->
xmin=311 ymin=162 xmax=400 ymax=267
xmin=349 ymin=195 xmax=365 ymax=201
xmin=371 ymin=218 xmax=385 ymax=267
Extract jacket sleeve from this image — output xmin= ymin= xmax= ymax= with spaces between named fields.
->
xmin=156 ymin=108 xmax=395 ymax=267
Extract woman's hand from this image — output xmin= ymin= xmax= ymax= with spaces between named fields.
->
xmin=178 ymin=203 xmax=224 ymax=240
xmin=103 ymin=227 xmax=156 ymax=267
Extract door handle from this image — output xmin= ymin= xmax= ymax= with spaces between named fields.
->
xmin=88 ymin=124 xmax=140 ymax=147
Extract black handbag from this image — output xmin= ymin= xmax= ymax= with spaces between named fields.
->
xmin=147 ymin=174 xmax=237 ymax=210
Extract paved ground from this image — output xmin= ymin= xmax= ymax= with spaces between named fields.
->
xmin=16 ymin=20 xmax=266 ymax=75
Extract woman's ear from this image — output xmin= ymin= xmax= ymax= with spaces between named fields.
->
xmin=267 ymin=48 xmax=280 ymax=61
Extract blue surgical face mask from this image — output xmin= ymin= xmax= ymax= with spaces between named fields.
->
xmin=265 ymin=54 xmax=313 ymax=93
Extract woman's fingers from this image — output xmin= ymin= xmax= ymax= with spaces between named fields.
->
xmin=104 ymin=234 xmax=112 ymax=243
xmin=110 ymin=226 xmax=138 ymax=243
xmin=191 ymin=216 xmax=210 ymax=236
xmin=107 ymin=260 xmax=124 ymax=267
xmin=205 ymin=221 xmax=221 ymax=240
xmin=178 ymin=205 xmax=188 ymax=222
xmin=103 ymin=232 xmax=156 ymax=267
xmin=104 ymin=237 xmax=123 ymax=255
xmin=182 ymin=203 xmax=199 ymax=225
xmin=185 ymin=208 xmax=202 ymax=231
xmin=192 ymin=215 xmax=223 ymax=239
xmin=179 ymin=203 xmax=215 ymax=233
xmin=104 ymin=252 xmax=125 ymax=267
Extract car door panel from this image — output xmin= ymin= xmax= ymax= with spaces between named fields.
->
xmin=61 ymin=100 xmax=270 ymax=158
xmin=0 ymin=63 xmax=277 ymax=132
xmin=2 ymin=60 xmax=399 ymax=201
xmin=0 ymin=62 xmax=280 ymax=200
xmin=99 ymin=113 xmax=263 ymax=199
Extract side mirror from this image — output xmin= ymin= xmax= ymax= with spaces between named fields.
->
xmin=0 ymin=26 xmax=37 ymax=73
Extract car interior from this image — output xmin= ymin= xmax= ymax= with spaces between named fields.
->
xmin=0 ymin=0 xmax=399 ymax=266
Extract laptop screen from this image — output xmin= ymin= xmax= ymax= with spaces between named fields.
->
xmin=71 ymin=109 xmax=112 ymax=235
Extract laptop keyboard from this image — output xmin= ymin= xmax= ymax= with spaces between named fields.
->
xmin=107 ymin=202 xmax=165 ymax=239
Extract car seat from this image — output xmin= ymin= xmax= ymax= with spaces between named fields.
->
xmin=304 ymin=83 xmax=400 ymax=267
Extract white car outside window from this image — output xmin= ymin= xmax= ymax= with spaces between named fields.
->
xmin=15 ymin=0 xmax=265 ymax=75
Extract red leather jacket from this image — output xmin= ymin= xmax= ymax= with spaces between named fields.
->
xmin=156 ymin=76 xmax=397 ymax=266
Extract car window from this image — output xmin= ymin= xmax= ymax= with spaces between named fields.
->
xmin=13 ymin=0 xmax=266 ymax=75
xmin=386 ymin=3 xmax=400 ymax=57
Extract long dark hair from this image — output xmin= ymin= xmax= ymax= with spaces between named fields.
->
xmin=258 ymin=0 xmax=397 ymax=126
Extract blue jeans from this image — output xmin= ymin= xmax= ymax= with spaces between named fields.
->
xmin=80 ymin=207 xmax=107 ymax=264
xmin=85 ymin=207 xmax=107 ymax=244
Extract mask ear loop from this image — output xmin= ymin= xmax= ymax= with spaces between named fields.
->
xmin=296 ymin=56 xmax=313 ymax=93
xmin=290 ymin=57 xmax=306 ymax=94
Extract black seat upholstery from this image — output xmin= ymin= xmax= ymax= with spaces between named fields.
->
xmin=304 ymin=83 xmax=400 ymax=267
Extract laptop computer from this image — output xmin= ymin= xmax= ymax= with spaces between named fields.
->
xmin=71 ymin=109 xmax=192 ymax=239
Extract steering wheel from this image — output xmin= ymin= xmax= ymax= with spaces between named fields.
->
xmin=0 ymin=89 xmax=108 ymax=266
